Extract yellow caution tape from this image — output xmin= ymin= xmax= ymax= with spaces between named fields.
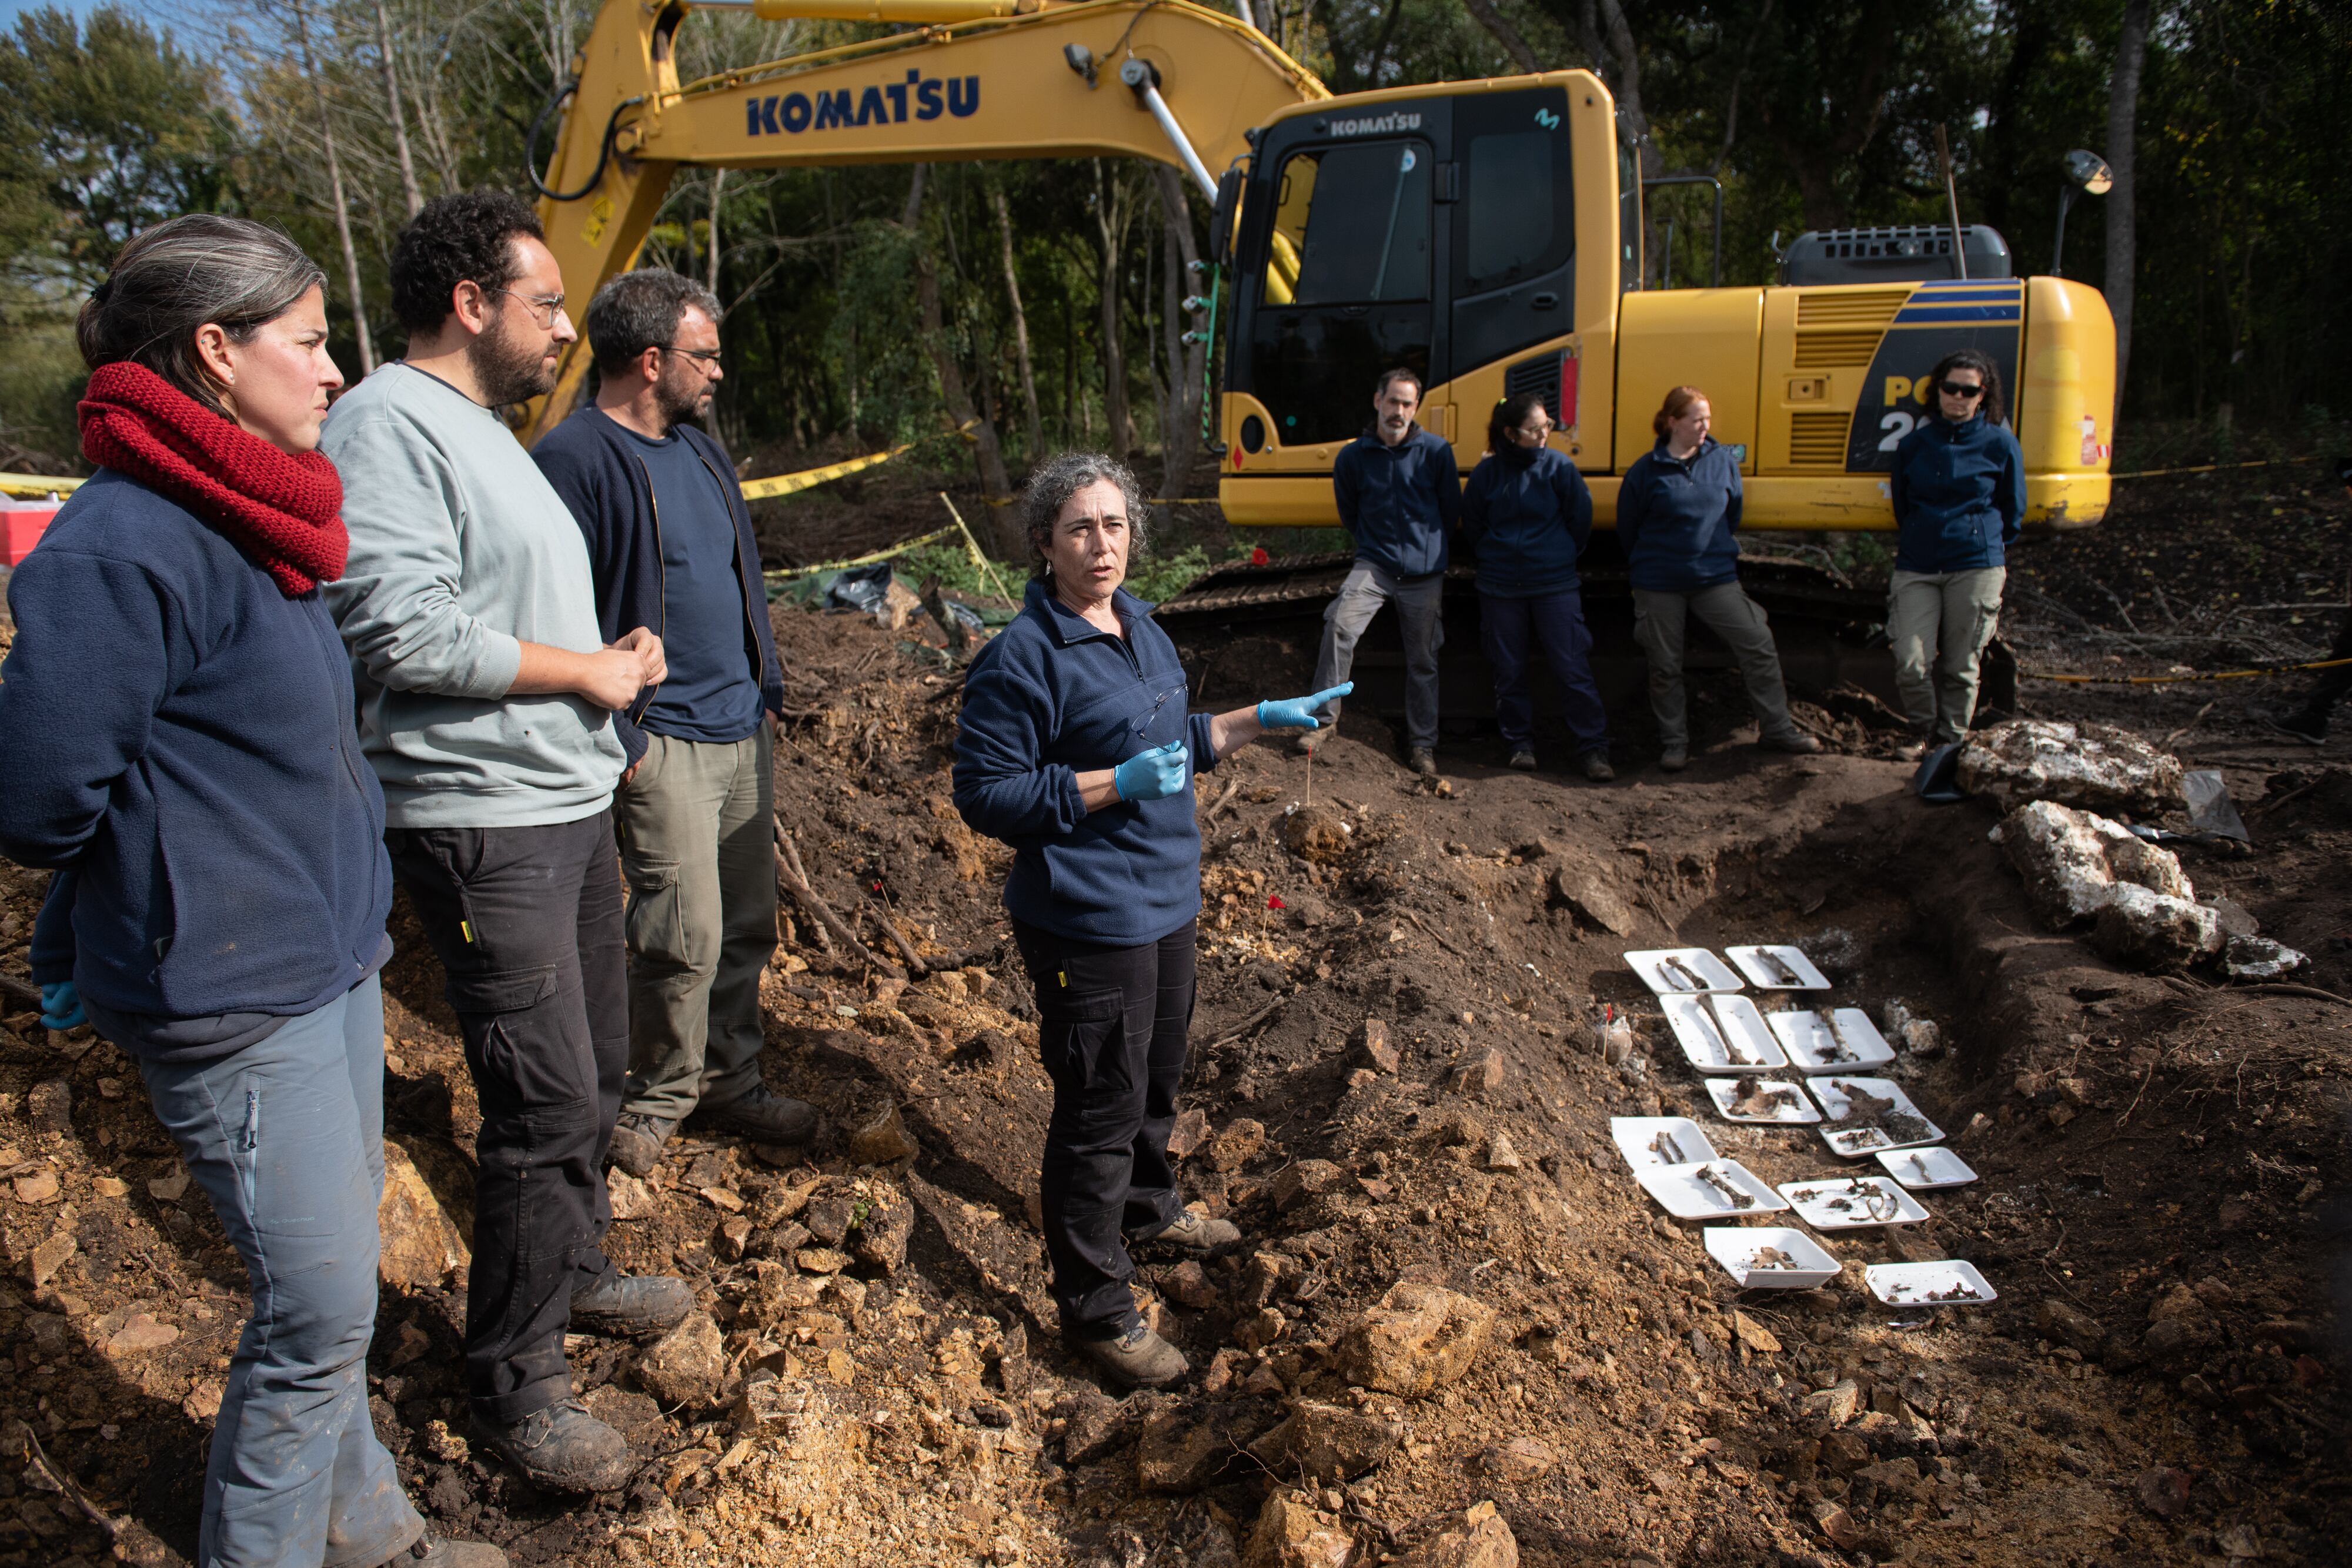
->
xmin=2109 ymin=455 xmax=2323 ymax=482
xmin=759 ymin=523 xmax=961 ymax=580
xmin=0 ymin=474 xmax=81 ymax=499
xmin=2023 ymin=654 xmax=2352 ymax=686
xmin=737 ymin=419 xmax=977 ymax=503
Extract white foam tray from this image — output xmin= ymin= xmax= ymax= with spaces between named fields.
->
xmin=1705 ymin=1226 xmax=1841 ymax=1289
xmin=1704 ymin=1075 xmax=1822 ymax=1125
xmin=1625 ymin=947 xmax=1744 ymax=996
xmin=1809 ymin=1075 xmax=1944 ymax=1158
xmin=1664 ymin=994 xmax=1788 ymax=1075
xmin=1609 ymin=1116 xmax=1718 ymax=1171
xmin=1875 ymin=1146 xmax=1979 ymax=1190
xmin=1637 ymin=1159 xmax=1790 ymax=1220
xmin=1865 ymin=1259 xmax=1997 ymax=1306
xmin=1767 ymin=1008 xmax=1897 ymax=1074
xmin=1776 ymin=1174 xmax=1930 ymax=1229
xmin=1725 ymin=945 xmax=1832 ymax=989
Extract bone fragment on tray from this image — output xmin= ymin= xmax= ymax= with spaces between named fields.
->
xmin=1696 ymin=1002 xmax=1751 ymax=1065
xmin=1649 ymin=1129 xmax=1687 ymax=1165
xmin=1727 ymin=1075 xmax=1798 ymax=1118
xmin=1818 ymin=1010 xmax=1861 ymax=1062
xmin=1695 ymin=1164 xmax=1755 ymax=1210
xmin=1661 ymin=955 xmax=1709 ymax=991
xmin=1751 ymin=1246 xmax=1798 ymax=1269
xmin=1759 ymin=948 xmax=1805 ymax=987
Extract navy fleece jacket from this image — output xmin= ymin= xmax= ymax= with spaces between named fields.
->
xmin=532 ymin=407 xmax=784 ymax=767
xmin=1617 ymin=437 xmax=1745 ymax=593
xmin=1459 ymin=443 xmax=1593 ymax=597
xmin=952 ymin=580 xmax=1220 ymax=945
xmin=1889 ymin=413 xmax=2026 ymax=573
xmin=1332 ymin=426 xmax=1459 ymax=579
xmin=0 ymin=472 xmax=391 ymax=1059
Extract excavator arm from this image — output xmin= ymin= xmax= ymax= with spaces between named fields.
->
xmin=526 ymin=0 xmax=1326 ymax=442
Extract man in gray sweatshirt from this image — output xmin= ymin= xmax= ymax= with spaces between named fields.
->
xmin=322 ymin=190 xmax=687 ymax=1496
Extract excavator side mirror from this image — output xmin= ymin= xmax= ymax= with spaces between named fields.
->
xmin=2063 ymin=149 xmax=2113 ymax=195
xmin=1209 ymin=168 xmax=1244 ymax=260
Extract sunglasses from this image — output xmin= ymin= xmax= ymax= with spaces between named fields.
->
xmin=1938 ymin=381 xmax=1986 ymax=399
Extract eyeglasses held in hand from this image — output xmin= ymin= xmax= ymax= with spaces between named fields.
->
xmin=1128 ymin=686 xmax=1181 ymax=739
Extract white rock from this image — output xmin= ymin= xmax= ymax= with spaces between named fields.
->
xmin=1957 ymin=720 xmax=2185 ymax=815
xmin=2222 ymin=934 xmax=2308 ymax=981
xmin=1996 ymin=800 xmax=2191 ymax=930
xmin=2089 ymin=883 xmax=2223 ymax=969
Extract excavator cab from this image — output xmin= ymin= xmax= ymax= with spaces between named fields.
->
xmin=1227 ymin=85 xmax=1578 ymax=452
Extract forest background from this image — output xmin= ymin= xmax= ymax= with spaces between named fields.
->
xmin=1 ymin=0 xmax=2347 ymax=569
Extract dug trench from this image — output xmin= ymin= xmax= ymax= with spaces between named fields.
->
xmin=0 ymin=595 xmax=2348 ymax=1568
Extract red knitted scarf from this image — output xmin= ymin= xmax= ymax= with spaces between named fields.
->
xmin=78 ymin=362 xmax=347 ymax=597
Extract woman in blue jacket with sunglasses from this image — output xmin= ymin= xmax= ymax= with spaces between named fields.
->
xmin=1886 ymin=348 xmax=2026 ymax=755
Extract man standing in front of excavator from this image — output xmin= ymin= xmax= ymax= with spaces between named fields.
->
xmin=1311 ymin=367 xmax=1460 ymax=777
xmin=534 ymin=268 xmax=811 ymax=1178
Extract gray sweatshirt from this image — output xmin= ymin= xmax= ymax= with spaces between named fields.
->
xmin=321 ymin=363 xmax=626 ymax=828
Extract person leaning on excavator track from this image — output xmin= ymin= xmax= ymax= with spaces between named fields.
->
xmin=0 ymin=215 xmax=504 ymax=1568
xmin=950 ymin=452 xmax=1348 ymax=1389
xmin=320 ymin=190 xmax=690 ymax=1495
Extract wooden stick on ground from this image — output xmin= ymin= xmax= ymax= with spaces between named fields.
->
xmin=0 ymin=974 xmax=43 ymax=1007
xmin=863 ymin=895 xmax=928 ymax=977
xmin=773 ymin=844 xmax=836 ymax=956
xmin=776 ymin=824 xmax=899 ymax=976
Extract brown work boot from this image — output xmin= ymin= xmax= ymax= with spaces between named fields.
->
xmin=1138 ymin=1208 xmax=1241 ymax=1256
xmin=1406 ymin=747 xmax=1438 ymax=777
xmin=1580 ymin=750 xmax=1616 ymax=782
xmin=1760 ymin=731 xmax=1823 ymax=755
xmin=383 ymin=1528 xmax=507 ymax=1567
xmin=692 ymin=1085 xmax=818 ymax=1145
xmin=570 ymin=1270 xmax=693 ymax=1338
xmin=1658 ymin=745 xmax=1689 ymax=773
xmin=1294 ymin=727 xmax=1327 ymax=757
xmin=605 ymin=1113 xmax=673 ymax=1179
xmin=1080 ymin=1323 xmax=1189 ymax=1389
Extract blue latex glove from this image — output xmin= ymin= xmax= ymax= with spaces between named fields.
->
xmin=1112 ymin=741 xmax=1190 ymax=802
xmin=39 ymin=981 xmax=85 ymax=1032
xmin=1256 ymin=682 xmax=1354 ymax=730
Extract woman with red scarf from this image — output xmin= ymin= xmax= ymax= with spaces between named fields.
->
xmin=0 ymin=218 xmax=500 ymax=1568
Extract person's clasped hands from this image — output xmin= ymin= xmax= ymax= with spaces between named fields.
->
xmin=1257 ymin=681 xmax=1353 ymax=730
xmin=39 ymin=981 xmax=85 ymax=1032
xmin=1112 ymin=741 xmax=1190 ymax=802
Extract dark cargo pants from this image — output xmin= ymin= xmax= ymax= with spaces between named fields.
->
xmin=1011 ymin=917 xmax=1198 ymax=1339
xmin=385 ymin=811 xmax=627 ymax=1423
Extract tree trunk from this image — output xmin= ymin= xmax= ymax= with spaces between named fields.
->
xmin=990 ymin=177 xmax=1044 ymax=461
xmin=2104 ymin=0 xmax=2151 ymax=418
xmin=373 ymin=0 xmax=424 ymax=217
xmin=1461 ymin=0 xmax=1541 ymax=72
xmin=707 ymin=168 xmax=726 ymax=295
xmin=294 ymin=0 xmax=373 ymax=373
xmin=1093 ymin=162 xmax=1135 ymax=460
xmin=906 ymin=167 xmax=1020 ymax=553
xmin=1153 ymin=165 xmax=1205 ymax=518
xmin=1598 ymin=0 xmax=1661 ymax=182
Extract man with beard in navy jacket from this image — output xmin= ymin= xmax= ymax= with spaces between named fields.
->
xmin=1309 ymin=367 xmax=1459 ymax=776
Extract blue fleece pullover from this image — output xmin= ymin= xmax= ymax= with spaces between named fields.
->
xmin=532 ymin=407 xmax=785 ymax=767
xmin=0 ymin=472 xmax=392 ymax=1059
xmin=1889 ymin=413 xmax=2026 ymax=573
xmin=1332 ymin=425 xmax=1459 ymax=579
xmin=1617 ymin=436 xmax=1745 ymax=593
xmin=953 ymin=580 xmax=1220 ymax=946
xmin=1459 ymin=443 xmax=1593 ymax=597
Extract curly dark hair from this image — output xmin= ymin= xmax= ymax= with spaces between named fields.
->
xmin=1486 ymin=391 xmax=1550 ymax=454
xmin=388 ymin=190 xmax=546 ymax=335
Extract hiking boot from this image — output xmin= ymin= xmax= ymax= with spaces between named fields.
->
xmin=1891 ymin=740 xmax=1927 ymax=763
xmin=383 ymin=1528 xmax=507 ymax=1568
xmin=1294 ymin=727 xmax=1327 ymax=757
xmin=606 ymin=1113 xmax=673 ymax=1179
xmin=2263 ymin=707 xmax=2328 ymax=746
xmin=692 ymin=1085 xmax=817 ymax=1145
xmin=1658 ymin=746 xmax=1689 ymax=773
xmin=571 ymin=1270 xmax=693 ymax=1338
xmin=1506 ymin=749 xmax=1537 ymax=771
xmin=1760 ymin=731 xmax=1824 ymax=755
xmin=473 ymin=1397 xmax=635 ymax=1493
xmin=1580 ymin=751 xmax=1616 ymax=783
xmin=1079 ymin=1323 xmax=1188 ymax=1389
xmin=1406 ymin=747 xmax=1438 ymax=777
xmin=1138 ymin=1208 xmax=1241 ymax=1256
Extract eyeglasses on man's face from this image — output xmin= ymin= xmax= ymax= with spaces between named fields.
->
xmin=492 ymin=289 xmax=569 ymax=330
xmin=663 ymin=345 xmax=724 ymax=373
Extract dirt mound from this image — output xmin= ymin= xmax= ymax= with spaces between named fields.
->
xmin=2 ymin=594 xmax=2348 ymax=1567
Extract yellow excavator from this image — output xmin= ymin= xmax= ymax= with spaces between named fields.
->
xmin=532 ymin=0 xmax=2116 ymax=717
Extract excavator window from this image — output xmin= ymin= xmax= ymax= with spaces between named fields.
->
xmin=1264 ymin=142 xmax=1432 ymax=306
xmin=1462 ymin=130 xmax=1556 ymax=292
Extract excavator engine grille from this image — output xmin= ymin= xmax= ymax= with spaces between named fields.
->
xmin=1788 ymin=412 xmax=1853 ymax=468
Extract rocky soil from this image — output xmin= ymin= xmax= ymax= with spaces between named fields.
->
xmin=2 ymin=465 xmax=2350 ymax=1568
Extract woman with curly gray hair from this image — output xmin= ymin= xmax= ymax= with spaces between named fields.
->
xmin=952 ymin=452 xmax=1345 ymax=1388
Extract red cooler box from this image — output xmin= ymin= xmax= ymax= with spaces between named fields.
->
xmin=3 ymin=497 xmax=64 ymax=566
